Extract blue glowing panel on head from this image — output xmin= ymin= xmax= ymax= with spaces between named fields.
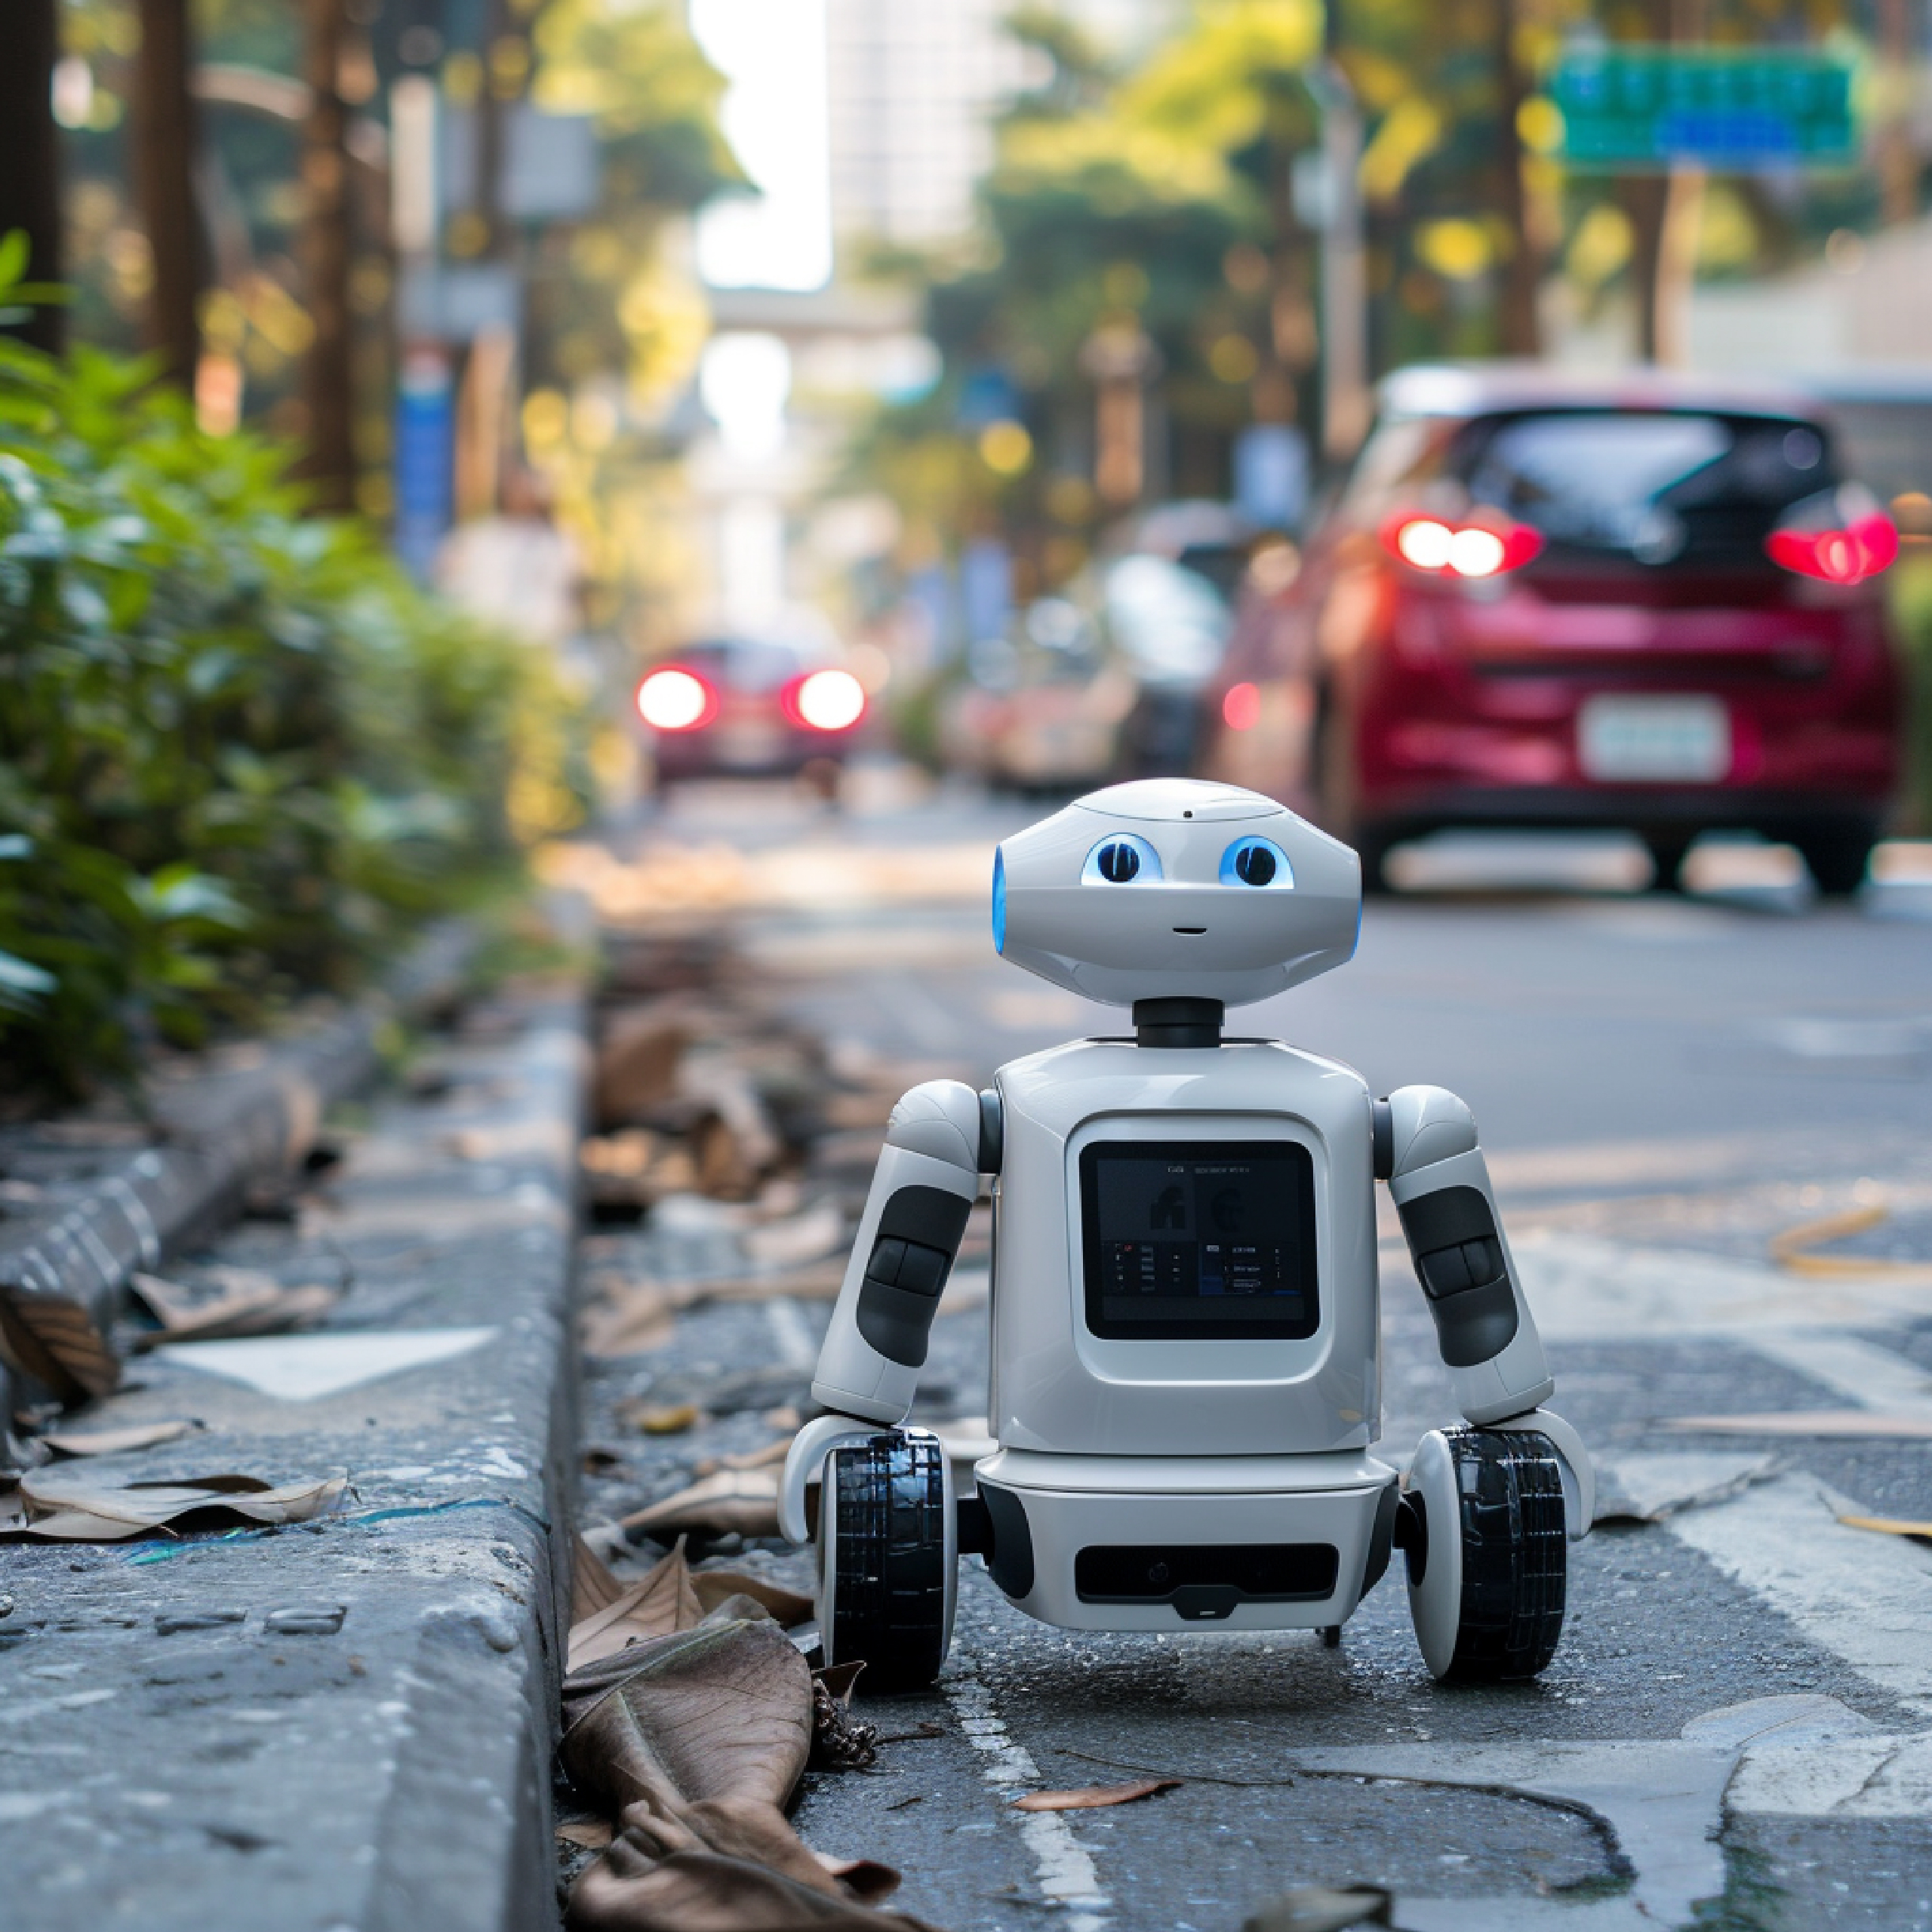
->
xmin=992 ymin=848 xmax=1007 ymax=952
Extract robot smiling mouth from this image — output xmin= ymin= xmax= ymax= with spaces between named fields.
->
xmin=1173 ymin=925 xmax=1208 ymax=934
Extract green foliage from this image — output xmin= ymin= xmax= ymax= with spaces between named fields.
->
xmin=0 ymin=250 xmax=585 ymax=1100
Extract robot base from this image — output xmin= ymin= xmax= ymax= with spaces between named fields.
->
xmin=971 ymin=1449 xmax=1398 ymax=1635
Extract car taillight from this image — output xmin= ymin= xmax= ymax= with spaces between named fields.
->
xmin=635 ymin=666 xmax=716 ymax=731
xmin=1222 ymin=681 xmax=1260 ymax=731
xmin=1765 ymin=485 xmax=1898 ymax=586
xmin=1380 ymin=509 xmax=1543 ymax=579
xmin=785 ymin=667 xmax=867 ymax=733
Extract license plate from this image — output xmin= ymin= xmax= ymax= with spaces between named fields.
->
xmin=713 ymin=722 xmax=783 ymax=768
xmin=1577 ymin=696 xmax=1730 ymax=783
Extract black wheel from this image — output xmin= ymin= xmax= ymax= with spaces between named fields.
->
xmin=820 ymin=1429 xmax=953 ymax=1690
xmin=1407 ymin=1426 xmax=1566 ymax=1683
xmin=1794 ymin=829 xmax=1875 ymax=898
xmin=1644 ymin=832 xmax=1694 ymax=893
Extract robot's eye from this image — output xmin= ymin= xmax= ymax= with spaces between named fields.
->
xmin=1081 ymin=833 xmax=1163 ymax=884
xmin=1220 ymin=836 xmax=1294 ymax=888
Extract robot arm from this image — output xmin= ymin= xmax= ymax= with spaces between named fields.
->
xmin=809 ymin=1078 xmax=998 ymax=1424
xmin=1380 ymin=1084 xmax=1554 ymax=1425
xmin=1380 ymin=1085 xmax=1593 ymax=1537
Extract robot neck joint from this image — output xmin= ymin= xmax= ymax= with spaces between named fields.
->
xmin=1133 ymin=997 xmax=1223 ymax=1049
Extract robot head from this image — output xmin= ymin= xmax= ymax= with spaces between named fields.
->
xmin=992 ymin=779 xmax=1361 ymax=1008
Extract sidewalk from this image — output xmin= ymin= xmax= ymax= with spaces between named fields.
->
xmin=0 ymin=979 xmax=588 ymax=1932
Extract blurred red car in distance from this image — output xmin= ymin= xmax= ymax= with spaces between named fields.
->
xmin=635 ymin=629 xmax=869 ymax=797
xmin=1205 ymin=365 xmax=1904 ymax=893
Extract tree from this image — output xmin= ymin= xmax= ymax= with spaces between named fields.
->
xmin=134 ymin=0 xmax=205 ymax=386
xmin=296 ymin=0 xmax=355 ymax=509
xmin=0 ymin=0 xmax=65 ymax=356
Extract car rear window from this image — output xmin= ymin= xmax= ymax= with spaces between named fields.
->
xmin=1451 ymin=410 xmax=1836 ymax=568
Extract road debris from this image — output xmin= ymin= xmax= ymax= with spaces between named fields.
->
xmin=1011 ymin=1778 xmax=1183 ymax=1813
xmin=0 ymin=1467 xmax=346 ymax=1540
xmin=37 ymin=1417 xmax=203 ymax=1457
xmin=811 ymin=1661 xmax=879 ymax=1771
xmin=1836 ymin=1512 xmax=1932 ymax=1544
xmin=558 ymin=1617 xmax=940 ymax=1932
xmin=128 ymin=1267 xmax=340 ymax=1346
xmin=1592 ymin=1450 xmax=1779 ymax=1522
xmin=619 ymin=1466 xmax=780 ymax=1540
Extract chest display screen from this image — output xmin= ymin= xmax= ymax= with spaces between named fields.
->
xmin=1079 ymin=1140 xmax=1318 ymax=1341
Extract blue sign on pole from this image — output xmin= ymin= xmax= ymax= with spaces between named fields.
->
xmin=394 ymin=349 xmax=454 ymax=582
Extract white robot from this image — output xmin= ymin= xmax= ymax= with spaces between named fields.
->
xmin=780 ymin=780 xmax=1592 ymax=1689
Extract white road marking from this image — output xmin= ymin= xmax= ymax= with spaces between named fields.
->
xmin=1513 ymin=1232 xmax=1930 ymax=1338
xmin=1665 ymin=1471 xmax=1932 ymax=1717
xmin=1742 ymin=1328 xmax=1932 ymax=1416
xmin=943 ymin=1670 xmax=1109 ymax=1930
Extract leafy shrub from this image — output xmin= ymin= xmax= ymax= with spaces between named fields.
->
xmin=0 ymin=242 xmax=584 ymax=1100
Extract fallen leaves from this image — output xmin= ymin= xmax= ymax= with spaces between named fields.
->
xmin=560 ymin=1617 xmax=941 ymax=1932
xmin=567 ymin=1542 xmax=812 ymax=1672
xmin=0 ymin=1468 xmax=346 ymax=1540
xmin=1838 ymin=1512 xmax=1932 ymax=1544
xmin=129 ymin=1267 xmax=337 ymax=1347
xmin=1011 ymin=1777 xmax=1182 ymax=1813
xmin=620 ymin=1467 xmax=780 ymax=1541
xmin=1769 ymin=1199 xmax=1932 ymax=1283
xmin=38 ymin=1418 xmax=203 ymax=1457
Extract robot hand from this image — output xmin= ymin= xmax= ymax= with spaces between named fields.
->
xmin=1380 ymin=1084 xmax=1555 ymax=1427
xmin=808 ymin=1078 xmax=998 ymax=1424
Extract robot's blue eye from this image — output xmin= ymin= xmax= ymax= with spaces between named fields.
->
xmin=992 ymin=848 xmax=1008 ymax=953
xmin=1081 ymin=833 xmax=1163 ymax=884
xmin=1220 ymin=836 xmax=1294 ymax=888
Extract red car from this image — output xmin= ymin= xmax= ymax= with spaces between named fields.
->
xmin=635 ymin=632 xmax=869 ymax=795
xmin=1210 ymin=366 xmax=1903 ymax=893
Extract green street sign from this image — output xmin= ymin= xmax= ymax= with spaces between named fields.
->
xmin=1553 ymin=45 xmax=1855 ymax=170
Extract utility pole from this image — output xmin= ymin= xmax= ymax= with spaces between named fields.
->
xmin=1308 ymin=60 xmax=1368 ymax=463
xmin=0 ymin=0 xmax=65 ymax=355
xmin=298 ymin=0 xmax=357 ymax=509
xmin=1491 ymin=0 xmax=1540 ymax=357
xmin=134 ymin=0 xmax=205 ymax=389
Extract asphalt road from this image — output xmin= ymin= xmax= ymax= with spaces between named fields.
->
xmin=614 ymin=771 xmax=1932 ymax=1932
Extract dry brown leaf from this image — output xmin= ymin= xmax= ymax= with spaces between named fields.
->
xmin=39 ymin=1418 xmax=202 ymax=1457
xmin=0 ymin=1468 xmax=346 ymax=1541
xmin=632 ymin=1401 xmax=699 ymax=1435
xmin=581 ymin=1287 xmax=679 ymax=1360
xmin=0 ymin=1282 xmax=122 ymax=1403
xmin=569 ymin=1545 xmax=706 ymax=1671
xmin=1012 ymin=1777 xmax=1181 ymax=1813
xmin=574 ymin=1533 xmax=628 ymax=1623
xmin=1666 ymin=1410 xmax=1932 ymax=1439
xmin=691 ymin=1570 xmax=814 ymax=1628
xmin=595 ymin=1004 xmax=692 ymax=1126
xmin=809 ymin=1850 xmax=901 ymax=1900
xmin=1839 ymin=1512 xmax=1932 ymax=1542
xmin=128 ymin=1269 xmax=337 ymax=1348
xmin=620 ymin=1468 xmax=780 ymax=1540
xmin=558 ymin=1819 xmax=616 ymax=1850
xmin=560 ymin=1620 xmax=942 ymax=1930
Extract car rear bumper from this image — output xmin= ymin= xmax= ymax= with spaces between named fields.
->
xmin=1357 ymin=786 xmax=1887 ymax=842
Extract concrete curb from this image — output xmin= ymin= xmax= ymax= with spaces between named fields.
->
xmin=0 ymin=921 xmax=475 ymax=1408
xmin=0 ymin=977 xmax=590 ymax=1932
